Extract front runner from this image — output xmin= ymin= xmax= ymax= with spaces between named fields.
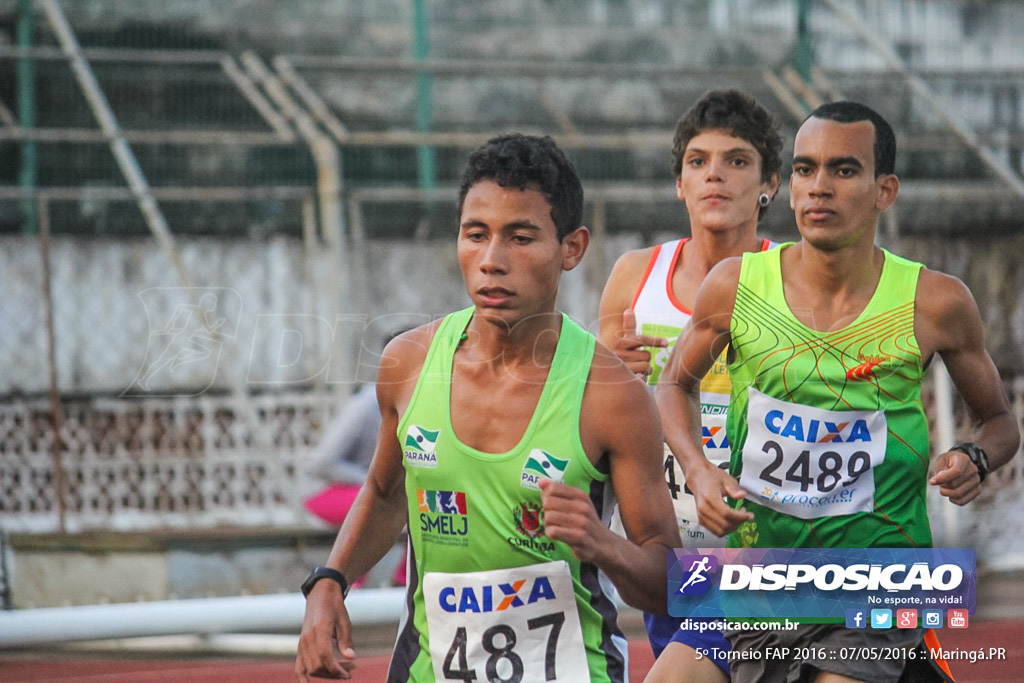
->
xmin=295 ymin=133 xmax=680 ymax=682
xmin=656 ymin=101 xmax=1019 ymax=682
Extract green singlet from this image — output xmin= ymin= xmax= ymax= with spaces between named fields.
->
xmin=390 ymin=306 xmax=628 ymax=683
xmin=727 ymin=246 xmax=932 ymax=549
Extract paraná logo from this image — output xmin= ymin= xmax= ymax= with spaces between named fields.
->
xmin=405 ymin=425 xmax=440 ymax=468
xmin=520 ymin=449 xmax=569 ymax=490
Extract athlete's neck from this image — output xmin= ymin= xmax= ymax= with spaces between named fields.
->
xmin=461 ymin=311 xmax=562 ymax=369
xmin=781 ymin=242 xmax=886 ymax=331
xmin=685 ymin=227 xmax=762 ymax=276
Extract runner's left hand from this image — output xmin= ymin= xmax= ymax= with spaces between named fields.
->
xmin=929 ymin=449 xmax=982 ymax=505
xmin=539 ymin=479 xmax=605 ymax=563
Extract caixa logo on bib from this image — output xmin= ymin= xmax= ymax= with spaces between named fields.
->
xmin=764 ymin=410 xmax=873 ymax=444
xmin=438 ymin=575 xmax=558 ymax=613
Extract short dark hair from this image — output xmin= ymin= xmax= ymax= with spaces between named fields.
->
xmin=457 ymin=133 xmax=584 ymax=241
xmin=671 ymin=89 xmax=784 ymax=184
xmin=806 ymin=101 xmax=896 ymax=177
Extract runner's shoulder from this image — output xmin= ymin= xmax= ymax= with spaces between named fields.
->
xmin=915 ymin=269 xmax=977 ymax=323
xmin=608 ymin=245 xmax=659 ymax=283
xmin=586 ymin=343 xmax=656 ymax=409
xmin=378 ymin=319 xmax=443 ymax=386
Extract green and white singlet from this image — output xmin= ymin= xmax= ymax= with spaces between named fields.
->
xmin=390 ymin=307 xmax=628 ymax=683
xmin=727 ymin=246 xmax=932 ymax=549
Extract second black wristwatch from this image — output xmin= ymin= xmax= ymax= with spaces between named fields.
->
xmin=951 ymin=442 xmax=990 ymax=483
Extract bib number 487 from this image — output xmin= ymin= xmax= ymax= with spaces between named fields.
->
xmin=443 ymin=612 xmax=564 ymax=682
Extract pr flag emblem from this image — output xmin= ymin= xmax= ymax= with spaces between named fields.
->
xmin=406 ymin=425 xmax=440 ymax=453
xmin=520 ymin=449 xmax=570 ymax=490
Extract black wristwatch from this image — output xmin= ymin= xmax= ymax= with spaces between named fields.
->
xmin=301 ymin=566 xmax=350 ymax=598
xmin=951 ymin=442 xmax=990 ymax=483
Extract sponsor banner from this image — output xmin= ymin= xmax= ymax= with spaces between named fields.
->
xmin=668 ymin=548 xmax=975 ymax=620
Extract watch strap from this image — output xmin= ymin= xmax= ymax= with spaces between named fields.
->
xmin=302 ymin=566 xmax=350 ymax=598
xmin=951 ymin=442 xmax=989 ymax=483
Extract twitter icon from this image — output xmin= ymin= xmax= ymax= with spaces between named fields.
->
xmin=871 ymin=609 xmax=893 ymax=629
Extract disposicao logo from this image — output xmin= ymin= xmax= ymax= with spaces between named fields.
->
xmin=520 ymin=449 xmax=569 ymax=490
xmin=677 ymin=554 xmax=719 ymax=596
xmin=405 ymin=425 xmax=440 ymax=467
xmin=668 ymin=548 xmax=976 ymax=621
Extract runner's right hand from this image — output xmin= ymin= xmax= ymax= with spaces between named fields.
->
xmin=612 ymin=309 xmax=668 ymax=378
xmin=686 ymin=462 xmax=753 ymax=537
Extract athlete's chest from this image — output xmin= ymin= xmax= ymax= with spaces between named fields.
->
xmin=449 ymin=365 xmax=549 ymax=453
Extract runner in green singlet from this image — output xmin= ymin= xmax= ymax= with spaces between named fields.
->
xmin=656 ymin=102 xmax=1019 ymax=683
xmin=295 ymin=134 xmax=680 ymax=682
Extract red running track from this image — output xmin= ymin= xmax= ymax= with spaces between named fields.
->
xmin=2 ymin=621 xmax=1021 ymax=682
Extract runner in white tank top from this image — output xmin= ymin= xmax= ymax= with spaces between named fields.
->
xmin=597 ymin=90 xmax=784 ymax=683
xmin=631 ymin=236 xmax=774 ymax=545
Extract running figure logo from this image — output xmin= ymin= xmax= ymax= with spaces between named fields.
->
xmin=123 ymin=287 xmax=241 ymax=397
xmin=678 ymin=554 xmax=718 ymax=595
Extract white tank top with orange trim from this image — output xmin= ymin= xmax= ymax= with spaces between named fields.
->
xmin=631 ymin=237 xmax=775 ymax=546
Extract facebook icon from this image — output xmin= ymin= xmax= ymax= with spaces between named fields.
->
xmin=846 ymin=609 xmax=867 ymax=629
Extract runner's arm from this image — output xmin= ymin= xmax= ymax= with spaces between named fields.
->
xmin=295 ymin=329 xmax=430 ymax=681
xmin=542 ymin=345 xmax=680 ymax=615
xmin=656 ymin=259 xmax=753 ymax=536
xmin=917 ymin=271 xmax=1020 ymax=504
xmin=597 ymin=248 xmax=668 ymax=376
